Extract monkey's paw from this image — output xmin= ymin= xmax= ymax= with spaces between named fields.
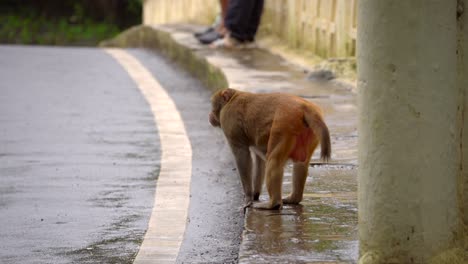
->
xmin=252 ymin=201 xmax=282 ymax=210
xmin=242 ymin=200 xmax=253 ymax=214
xmin=282 ymin=196 xmax=302 ymax=205
xmin=253 ymin=192 xmax=260 ymax=201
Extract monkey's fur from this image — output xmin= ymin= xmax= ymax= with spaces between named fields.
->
xmin=209 ymin=88 xmax=331 ymax=210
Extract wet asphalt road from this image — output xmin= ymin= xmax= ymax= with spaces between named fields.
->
xmin=0 ymin=45 xmax=160 ymax=263
xmin=0 ymin=46 xmax=243 ymax=263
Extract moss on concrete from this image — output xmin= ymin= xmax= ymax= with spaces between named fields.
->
xmin=429 ymin=248 xmax=466 ymax=264
xmin=100 ymin=25 xmax=228 ymax=93
xmin=358 ymin=248 xmax=467 ymax=264
xmin=358 ymin=251 xmax=384 ymax=264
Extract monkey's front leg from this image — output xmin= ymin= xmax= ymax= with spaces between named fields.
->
xmin=231 ymin=145 xmax=254 ymax=208
xmin=252 ymin=153 xmax=265 ymax=201
xmin=283 ymin=162 xmax=308 ymax=204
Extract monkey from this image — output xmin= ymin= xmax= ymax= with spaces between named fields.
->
xmin=209 ymin=88 xmax=331 ymax=210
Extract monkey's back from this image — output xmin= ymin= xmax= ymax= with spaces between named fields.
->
xmin=222 ymin=91 xmax=322 ymax=148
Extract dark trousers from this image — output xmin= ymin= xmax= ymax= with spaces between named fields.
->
xmin=224 ymin=0 xmax=264 ymax=42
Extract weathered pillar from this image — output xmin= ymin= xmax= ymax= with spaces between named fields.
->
xmin=458 ymin=0 xmax=468 ymax=256
xmin=357 ymin=1 xmax=464 ymax=263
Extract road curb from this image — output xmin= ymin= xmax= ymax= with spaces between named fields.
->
xmin=105 ymin=49 xmax=193 ymax=264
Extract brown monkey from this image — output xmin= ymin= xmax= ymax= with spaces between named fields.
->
xmin=209 ymin=88 xmax=331 ymax=210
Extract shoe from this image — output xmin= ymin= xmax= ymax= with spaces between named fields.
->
xmin=194 ymin=27 xmax=214 ymax=38
xmin=210 ymin=35 xmax=258 ymax=50
xmin=210 ymin=35 xmax=243 ymax=49
xmin=197 ymin=30 xmax=224 ymax=44
xmin=242 ymin=41 xmax=257 ymax=49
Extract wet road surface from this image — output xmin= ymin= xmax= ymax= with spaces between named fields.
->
xmin=0 ymin=45 xmax=160 ymax=263
xmin=0 ymin=45 xmax=244 ymax=263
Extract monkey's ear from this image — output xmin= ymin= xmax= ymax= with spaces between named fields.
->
xmin=221 ymin=88 xmax=236 ymax=102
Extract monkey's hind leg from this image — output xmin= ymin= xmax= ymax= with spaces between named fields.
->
xmin=253 ymin=147 xmax=288 ymax=210
xmin=283 ymin=162 xmax=309 ymax=204
xmin=253 ymin=134 xmax=295 ymax=210
xmin=283 ymin=139 xmax=317 ymax=204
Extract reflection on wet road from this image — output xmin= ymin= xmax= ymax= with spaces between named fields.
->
xmin=241 ymin=166 xmax=358 ymax=263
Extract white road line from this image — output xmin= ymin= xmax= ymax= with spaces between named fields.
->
xmin=105 ymin=48 xmax=192 ymax=264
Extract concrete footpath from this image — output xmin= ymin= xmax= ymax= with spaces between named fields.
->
xmin=102 ymin=24 xmax=358 ymax=263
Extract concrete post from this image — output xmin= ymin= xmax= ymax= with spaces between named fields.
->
xmin=458 ymin=0 xmax=468 ymax=255
xmin=357 ymin=1 xmax=464 ymax=263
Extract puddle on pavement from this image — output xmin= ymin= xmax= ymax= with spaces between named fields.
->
xmin=241 ymin=166 xmax=358 ymax=264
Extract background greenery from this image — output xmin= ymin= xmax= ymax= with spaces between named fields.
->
xmin=0 ymin=0 xmax=142 ymax=46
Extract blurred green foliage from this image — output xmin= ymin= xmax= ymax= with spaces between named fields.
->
xmin=0 ymin=0 xmax=142 ymax=46
xmin=0 ymin=14 xmax=120 ymax=45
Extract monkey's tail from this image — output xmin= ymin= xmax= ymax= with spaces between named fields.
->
xmin=304 ymin=110 xmax=331 ymax=162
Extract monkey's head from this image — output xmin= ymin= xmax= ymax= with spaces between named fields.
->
xmin=209 ymin=88 xmax=237 ymax=127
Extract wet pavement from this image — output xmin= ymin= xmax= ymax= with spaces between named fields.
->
xmin=240 ymin=166 xmax=358 ymax=264
xmin=0 ymin=45 xmax=160 ymax=263
xmin=159 ymin=25 xmax=359 ymax=263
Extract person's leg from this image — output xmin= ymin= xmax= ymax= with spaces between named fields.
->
xmin=224 ymin=0 xmax=257 ymax=42
xmin=218 ymin=0 xmax=229 ymax=35
xmin=195 ymin=0 xmax=229 ymax=43
xmin=245 ymin=0 xmax=264 ymax=42
xmin=220 ymin=0 xmax=229 ymax=20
